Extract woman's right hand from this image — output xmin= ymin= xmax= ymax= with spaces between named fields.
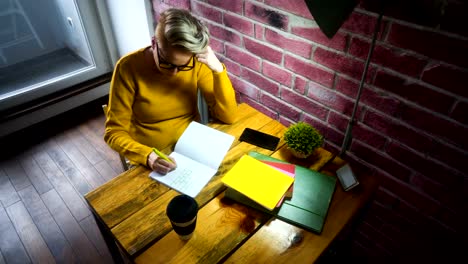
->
xmin=147 ymin=152 xmax=177 ymax=175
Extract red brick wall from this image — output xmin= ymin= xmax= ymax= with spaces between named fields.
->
xmin=152 ymin=0 xmax=467 ymax=260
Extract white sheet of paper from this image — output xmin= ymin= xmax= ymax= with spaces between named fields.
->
xmin=174 ymin=121 xmax=234 ymax=169
xmin=149 ymin=152 xmax=216 ymax=197
xmin=149 ymin=121 xmax=235 ymax=197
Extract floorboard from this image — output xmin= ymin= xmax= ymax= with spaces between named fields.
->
xmin=32 ymin=146 xmax=91 ymax=221
xmin=93 ymin=159 xmax=118 ymax=183
xmin=44 ymin=138 xmax=92 ymax=195
xmin=0 ymin=206 xmax=31 ymax=264
xmin=0 ymin=169 xmax=20 ymax=207
xmin=18 ymin=153 xmax=54 ymax=195
xmin=55 ymin=132 xmax=108 ymax=189
xmin=1 ymin=158 xmax=32 ymax=192
xmin=0 ymin=98 xmax=116 ymax=263
xmin=0 ymin=250 xmax=5 ymax=264
xmin=64 ymin=129 xmax=104 ymax=166
xmin=41 ymin=190 xmax=102 ymax=263
xmin=79 ymin=215 xmax=114 ymax=264
xmin=6 ymin=201 xmax=55 ymax=263
xmin=78 ymin=120 xmax=123 ymax=174
xmin=18 ymin=186 xmax=77 ymax=263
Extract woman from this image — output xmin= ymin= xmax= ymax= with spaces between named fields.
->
xmin=104 ymin=8 xmax=238 ymax=175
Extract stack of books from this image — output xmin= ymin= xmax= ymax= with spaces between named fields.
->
xmin=261 ymin=160 xmax=296 ymax=207
xmin=221 ymin=155 xmax=295 ymax=210
xmin=221 ymin=152 xmax=337 ymax=233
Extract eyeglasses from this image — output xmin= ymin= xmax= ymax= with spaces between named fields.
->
xmin=154 ymin=40 xmax=195 ymax=71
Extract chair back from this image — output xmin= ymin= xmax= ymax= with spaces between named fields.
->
xmin=197 ymin=89 xmax=209 ymax=124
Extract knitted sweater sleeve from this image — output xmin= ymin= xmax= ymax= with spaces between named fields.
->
xmin=198 ymin=64 xmax=238 ymax=124
xmin=104 ymin=59 xmax=152 ymax=166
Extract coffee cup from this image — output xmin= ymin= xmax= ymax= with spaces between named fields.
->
xmin=166 ymin=195 xmax=198 ymax=240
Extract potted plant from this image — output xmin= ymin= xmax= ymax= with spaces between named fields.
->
xmin=284 ymin=122 xmax=324 ymax=158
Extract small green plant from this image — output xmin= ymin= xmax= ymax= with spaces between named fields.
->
xmin=284 ymin=122 xmax=324 ymax=157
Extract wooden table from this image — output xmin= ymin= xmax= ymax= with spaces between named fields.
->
xmin=84 ymin=103 xmax=378 ymax=263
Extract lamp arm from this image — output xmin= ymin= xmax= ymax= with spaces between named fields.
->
xmin=339 ymin=3 xmax=385 ymax=157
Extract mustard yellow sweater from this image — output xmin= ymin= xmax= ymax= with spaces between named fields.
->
xmin=104 ymin=47 xmax=238 ymax=166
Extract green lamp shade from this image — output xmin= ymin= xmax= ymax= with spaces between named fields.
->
xmin=304 ymin=0 xmax=358 ymax=38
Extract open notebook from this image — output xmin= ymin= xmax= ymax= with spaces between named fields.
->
xmin=149 ymin=121 xmax=235 ymax=197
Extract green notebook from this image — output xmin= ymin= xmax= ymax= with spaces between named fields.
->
xmin=224 ymin=151 xmax=336 ymax=233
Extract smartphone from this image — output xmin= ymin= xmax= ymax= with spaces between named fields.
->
xmin=239 ymin=128 xmax=280 ymax=151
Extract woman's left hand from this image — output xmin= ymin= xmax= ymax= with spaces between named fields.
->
xmin=196 ymin=46 xmax=224 ymax=73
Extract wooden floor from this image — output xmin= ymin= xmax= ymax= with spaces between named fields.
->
xmin=0 ymin=98 xmax=122 ymax=264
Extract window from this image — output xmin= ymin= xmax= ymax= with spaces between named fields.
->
xmin=0 ymin=0 xmax=113 ymax=112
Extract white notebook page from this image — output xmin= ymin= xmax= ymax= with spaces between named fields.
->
xmin=150 ymin=152 xmax=216 ymax=197
xmin=174 ymin=121 xmax=234 ymax=169
xmin=149 ymin=121 xmax=235 ymax=197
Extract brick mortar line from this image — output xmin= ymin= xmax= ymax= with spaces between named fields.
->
xmin=369 ymin=66 xmax=467 ymax=100
xmin=224 ymin=44 xmax=466 ymax=133
xmin=194 ymin=1 xmax=468 ymax=42
xmin=347 ymin=152 xmax=447 ymax=202
xmin=204 ymin=10 xmax=466 ymax=75
xmin=347 ymin=129 xmax=466 ymax=177
xmin=354 ymin=7 xmax=468 ymax=41
xmin=314 ymin=101 xmax=468 ymax=160
xmin=210 ymin=17 xmax=468 ymax=81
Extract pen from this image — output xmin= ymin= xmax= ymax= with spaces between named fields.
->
xmin=152 ymin=148 xmax=174 ymax=164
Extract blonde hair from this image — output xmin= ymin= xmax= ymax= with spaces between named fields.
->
xmin=156 ymin=9 xmax=209 ymax=53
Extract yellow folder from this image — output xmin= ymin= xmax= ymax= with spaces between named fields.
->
xmin=221 ymin=155 xmax=294 ymax=210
